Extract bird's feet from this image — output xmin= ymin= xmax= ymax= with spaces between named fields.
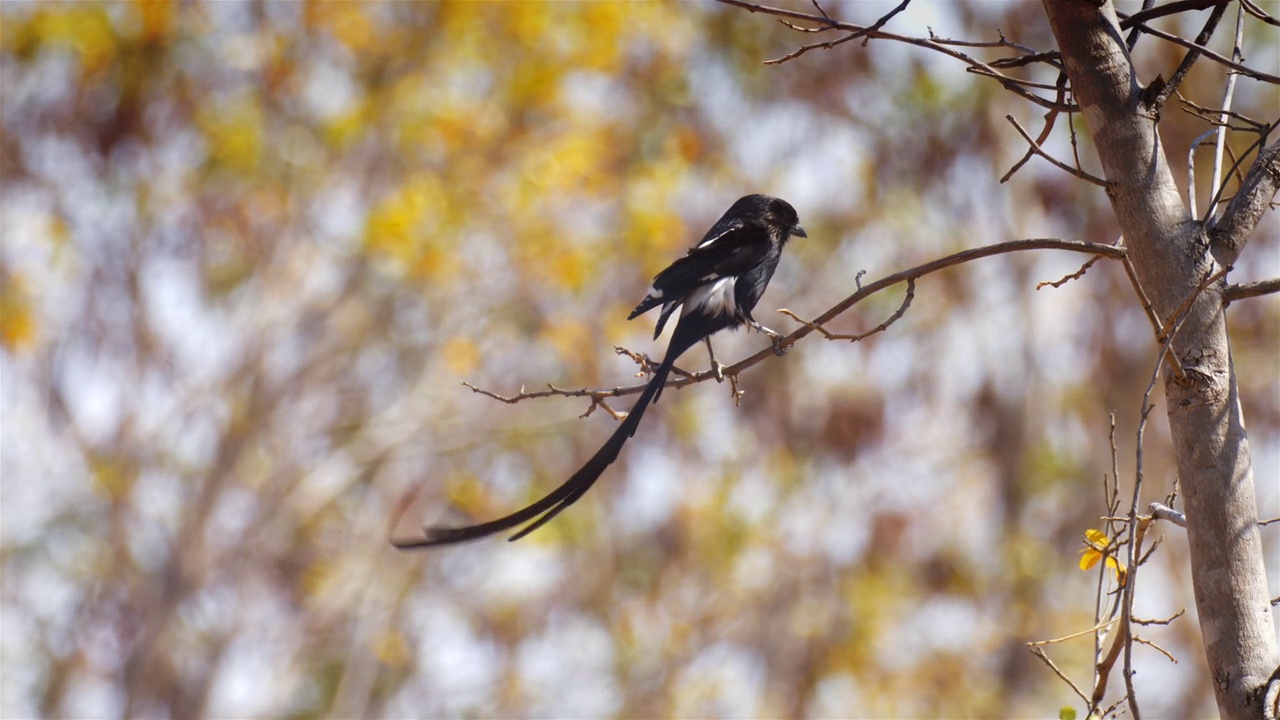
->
xmin=750 ymin=321 xmax=788 ymax=356
xmin=710 ymin=360 xmax=726 ymax=382
xmin=702 ymin=337 xmax=726 ymax=382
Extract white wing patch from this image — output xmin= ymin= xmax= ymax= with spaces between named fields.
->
xmin=695 ymin=227 xmax=736 ymax=250
xmin=683 ymin=276 xmax=738 ymax=318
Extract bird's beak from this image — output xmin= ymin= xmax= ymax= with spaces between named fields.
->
xmin=792 ymin=224 xmax=807 ymax=238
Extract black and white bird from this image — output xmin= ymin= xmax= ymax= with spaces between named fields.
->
xmin=394 ymin=194 xmax=805 ymax=548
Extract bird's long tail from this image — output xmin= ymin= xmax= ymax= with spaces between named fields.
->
xmin=394 ymin=329 xmax=701 ymax=548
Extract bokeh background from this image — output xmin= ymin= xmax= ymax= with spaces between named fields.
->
xmin=2 ymin=2 xmax=1277 ymax=718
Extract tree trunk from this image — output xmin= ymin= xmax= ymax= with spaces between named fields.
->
xmin=1041 ymin=2 xmax=1278 ymax=717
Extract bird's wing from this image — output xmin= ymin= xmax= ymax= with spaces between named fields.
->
xmin=652 ymin=223 xmax=771 ymax=297
xmin=628 ymin=221 xmax=770 ymax=323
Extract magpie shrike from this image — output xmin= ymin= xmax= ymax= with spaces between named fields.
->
xmin=394 ymin=194 xmax=805 ymax=548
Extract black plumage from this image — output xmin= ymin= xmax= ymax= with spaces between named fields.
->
xmin=394 ymin=194 xmax=804 ymax=548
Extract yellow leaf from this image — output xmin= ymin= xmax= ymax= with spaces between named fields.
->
xmin=1079 ymin=528 xmax=1126 ymax=579
xmin=1078 ymin=549 xmax=1100 ymax=571
xmin=1083 ymin=528 xmax=1110 ymax=548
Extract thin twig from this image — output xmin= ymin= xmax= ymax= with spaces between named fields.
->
xmin=716 ymin=0 xmax=1077 ymax=111
xmin=1134 ymin=609 xmax=1186 ymax=626
xmin=1158 ymin=266 xmax=1232 ymax=340
xmin=1133 ymin=635 xmax=1180 ymax=664
xmin=1203 ymin=129 xmax=1274 ymax=232
xmin=1028 ymin=617 xmax=1120 ymax=646
xmin=1001 ymin=77 xmax=1068 ymax=183
xmin=1188 ymin=127 xmax=1219 ymax=218
xmin=1206 ymin=4 xmax=1247 ymax=222
xmin=1117 ymin=0 xmax=1230 ymax=29
xmin=1124 ymin=0 xmax=1158 ymax=51
xmin=1116 ymin=249 xmax=1186 ymax=379
xmin=1091 ymin=617 xmax=1130 ymax=714
xmin=1178 ymin=92 xmax=1268 ymax=133
xmin=1153 ymin=3 xmax=1230 ymax=108
xmin=1240 ymin=0 xmax=1280 ymax=26
xmin=1095 ymin=413 xmax=1123 ymax=696
xmin=989 ymin=49 xmax=1062 ymax=71
xmin=1030 ymin=646 xmax=1090 ymax=704
xmin=1037 ymin=255 xmax=1101 ymax=289
xmin=776 ymin=279 xmax=915 ymax=342
xmin=928 ymin=28 xmax=1036 ymax=54
xmin=1006 ymin=115 xmax=1109 ymax=187
xmin=1133 ymin=19 xmax=1280 ymax=86
xmin=766 ymin=0 xmax=910 ymax=63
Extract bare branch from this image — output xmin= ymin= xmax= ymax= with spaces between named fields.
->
xmin=1117 ymin=0 xmax=1231 ymax=29
xmin=1211 ymin=136 xmax=1280 ymax=264
xmin=764 ymin=0 xmax=910 ymax=63
xmin=1224 ymin=277 xmax=1280 ymax=303
xmin=1005 ymin=115 xmax=1109 ymax=187
xmin=715 ymin=0 xmax=1077 ymax=111
xmin=1153 ymin=2 xmax=1230 ymax=108
xmin=1030 ymin=646 xmax=1090 ymax=704
xmin=1132 ymin=19 xmax=1280 ymax=86
xmin=1178 ymin=93 xmax=1269 ymax=134
xmin=461 ymin=239 xmax=1127 ymax=413
xmin=1001 ymin=78 xmax=1069 ymax=183
xmin=1028 ymin=617 xmax=1119 ymax=646
xmin=928 ymin=28 xmax=1036 ymax=54
xmin=1124 ymin=0 xmax=1157 ymax=51
xmin=989 ymin=49 xmax=1062 ymax=71
xmin=1037 ymin=255 xmax=1101 ymax=289
xmin=1091 ymin=616 xmax=1130 ymax=714
xmin=1148 ymin=502 xmax=1188 ymax=527
xmin=1158 ymin=266 xmax=1232 ymax=340
xmin=1189 ymin=128 xmax=1219 ymax=218
xmin=1205 ymin=4 xmax=1248 ymax=221
xmin=1133 ymin=635 xmax=1180 ymax=664
xmin=1115 ymin=247 xmax=1187 ymax=378
xmin=1240 ymin=0 xmax=1280 ymax=26
xmin=1134 ymin=609 xmax=1187 ymax=626
xmin=776 ymin=278 xmax=915 ymax=342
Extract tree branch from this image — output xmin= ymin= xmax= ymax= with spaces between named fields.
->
xmin=1152 ymin=2 xmax=1229 ymax=108
xmin=777 ymin=278 xmax=915 ymax=343
xmin=1223 ymin=277 xmax=1280 ymax=304
xmin=1005 ymin=114 xmax=1110 ymax=186
xmin=1130 ymin=20 xmax=1280 ymax=85
xmin=764 ymin=0 xmax=911 ymax=64
xmin=1116 ymin=0 xmax=1230 ymax=29
xmin=1210 ymin=136 xmax=1280 ymax=265
xmin=462 ymin=240 xmax=1126 ymax=411
xmin=716 ymin=0 xmax=1077 ymax=111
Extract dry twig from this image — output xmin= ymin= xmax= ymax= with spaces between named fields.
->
xmin=1006 ymin=115 xmax=1109 ymax=187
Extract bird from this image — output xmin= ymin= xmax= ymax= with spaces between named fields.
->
xmin=393 ymin=194 xmax=805 ymax=548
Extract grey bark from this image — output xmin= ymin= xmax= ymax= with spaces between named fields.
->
xmin=1041 ymin=2 xmax=1278 ymax=718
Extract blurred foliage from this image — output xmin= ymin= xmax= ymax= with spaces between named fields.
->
xmin=1 ymin=1 xmax=1276 ymax=718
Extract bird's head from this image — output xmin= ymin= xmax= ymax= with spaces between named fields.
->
xmin=731 ymin=194 xmax=807 ymax=241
